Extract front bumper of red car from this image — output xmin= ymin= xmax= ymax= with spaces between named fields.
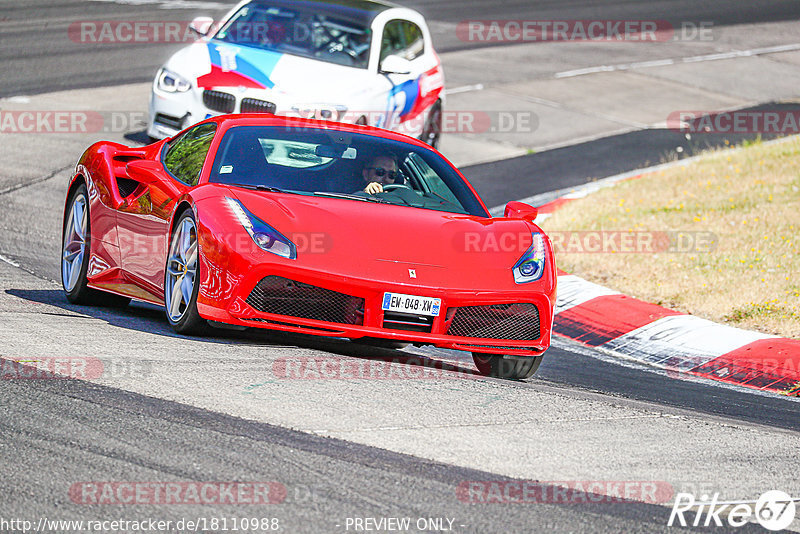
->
xmin=197 ymin=263 xmax=554 ymax=357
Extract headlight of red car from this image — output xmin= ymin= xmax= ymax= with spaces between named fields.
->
xmin=226 ymin=197 xmax=297 ymax=260
xmin=513 ymin=232 xmax=546 ymax=283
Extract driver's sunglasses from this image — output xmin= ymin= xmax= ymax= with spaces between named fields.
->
xmin=367 ymin=167 xmax=400 ymax=180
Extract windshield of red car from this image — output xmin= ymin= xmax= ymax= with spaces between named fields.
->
xmin=212 ymin=2 xmax=373 ymax=69
xmin=209 ymin=126 xmax=489 ymax=217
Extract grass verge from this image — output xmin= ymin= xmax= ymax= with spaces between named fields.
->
xmin=540 ymin=136 xmax=800 ymax=339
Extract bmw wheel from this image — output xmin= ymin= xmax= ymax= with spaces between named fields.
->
xmin=165 ymin=209 xmax=205 ymax=334
xmin=472 ymin=353 xmax=543 ymax=380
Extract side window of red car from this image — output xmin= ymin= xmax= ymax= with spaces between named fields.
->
xmin=380 ymin=20 xmax=425 ymax=63
xmin=164 ymin=123 xmax=217 ymax=186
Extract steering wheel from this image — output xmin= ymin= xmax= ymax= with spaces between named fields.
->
xmin=382 ymin=183 xmax=412 ymax=191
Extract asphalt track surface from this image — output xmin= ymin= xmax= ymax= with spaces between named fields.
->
xmin=465 ymin=101 xmax=800 ymax=207
xmin=3 ymin=0 xmax=800 ymax=97
xmin=1 ymin=371 xmax=768 ymax=534
xmin=2 ymin=1 xmax=800 ymax=533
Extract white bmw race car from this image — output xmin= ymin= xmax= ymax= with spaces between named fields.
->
xmin=148 ymin=0 xmax=445 ymax=146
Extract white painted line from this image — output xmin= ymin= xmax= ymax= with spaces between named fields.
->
xmin=555 ymin=43 xmax=800 ymax=78
xmin=555 ymin=275 xmax=619 ymax=314
xmin=604 ymin=315 xmax=775 ymax=371
xmin=444 ymin=83 xmax=484 ymax=95
xmin=0 ymin=254 xmax=20 ymax=268
xmin=628 ymin=59 xmax=675 ymax=69
xmin=555 ymin=65 xmax=616 ymax=78
xmin=554 ymin=336 xmax=800 ymax=401
xmin=682 ymin=43 xmax=800 ymax=63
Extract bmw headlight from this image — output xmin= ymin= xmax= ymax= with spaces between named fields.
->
xmin=291 ymin=104 xmax=348 ymax=122
xmin=226 ymin=198 xmax=297 ymax=259
xmin=156 ymin=68 xmax=192 ymax=93
xmin=513 ymin=232 xmax=546 ymax=283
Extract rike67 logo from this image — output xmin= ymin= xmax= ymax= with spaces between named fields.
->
xmin=669 ymin=491 xmax=797 ymax=531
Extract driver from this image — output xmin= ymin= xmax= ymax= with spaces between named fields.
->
xmin=361 ymin=155 xmax=402 ymax=194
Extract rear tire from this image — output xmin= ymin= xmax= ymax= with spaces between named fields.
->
xmin=420 ymin=101 xmax=442 ymax=149
xmin=164 ymin=209 xmax=205 ymax=335
xmin=62 ymin=184 xmax=130 ymax=307
xmin=472 ymin=353 xmax=543 ymax=380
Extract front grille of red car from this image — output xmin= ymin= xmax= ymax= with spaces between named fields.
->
xmin=203 ymin=90 xmax=236 ymax=114
xmin=446 ymin=303 xmax=540 ymax=340
xmin=382 ymin=311 xmax=434 ymax=333
xmin=244 ymin=318 xmax=345 ymax=333
xmin=240 ymin=98 xmax=277 ymax=114
xmin=246 ymin=276 xmax=364 ymax=325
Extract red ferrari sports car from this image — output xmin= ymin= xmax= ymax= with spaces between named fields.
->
xmin=61 ymin=115 xmax=556 ymax=379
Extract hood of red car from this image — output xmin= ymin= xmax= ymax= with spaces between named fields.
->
xmin=228 ymin=188 xmax=541 ymax=289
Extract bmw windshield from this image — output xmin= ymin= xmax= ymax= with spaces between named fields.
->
xmin=212 ymin=1 xmax=374 ymax=69
xmin=209 ymin=126 xmax=489 ymax=217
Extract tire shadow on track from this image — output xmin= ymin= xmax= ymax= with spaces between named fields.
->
xmin=5 ymin=288 xmax=481 ymax=378
xmin=124 ymin=129 xmax=152 ymax=146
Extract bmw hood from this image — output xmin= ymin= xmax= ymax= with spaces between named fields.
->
xmin=164 ymin=41 xmax=375 ymax=102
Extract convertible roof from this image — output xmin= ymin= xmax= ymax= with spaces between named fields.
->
xmin=248 ymin=0 xmax=398 ymax=27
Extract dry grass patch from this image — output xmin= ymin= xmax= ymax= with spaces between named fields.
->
xmin=541 ymin=137 xmax=800 ymax=338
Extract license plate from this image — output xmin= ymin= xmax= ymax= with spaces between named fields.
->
xmin=382 ymin=292 xmax=441 ymax=317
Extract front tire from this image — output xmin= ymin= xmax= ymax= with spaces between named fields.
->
xmin=164 ymin=209 xmax=205 ymax=335
xmin=62 ymin=184 xmax=130 ymax=307
xmin=472 ymin=353 xmax=543 ymax=380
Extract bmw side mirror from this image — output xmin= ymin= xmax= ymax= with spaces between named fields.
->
xmin=504 ymin=201 xmax=538 ymax=222
xmin=379 ymin=54 xmax=413 ymax=75
xmin=189 ymin=16 xmax=214 ymax=36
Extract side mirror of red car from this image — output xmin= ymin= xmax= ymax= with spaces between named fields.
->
xmin=504 ymin=201 xmax=538 ymax=222
xmin=126 ymin=160 xmax=164 ymax=185
xmin=126 ymin=159 xmax=184 ymax=198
